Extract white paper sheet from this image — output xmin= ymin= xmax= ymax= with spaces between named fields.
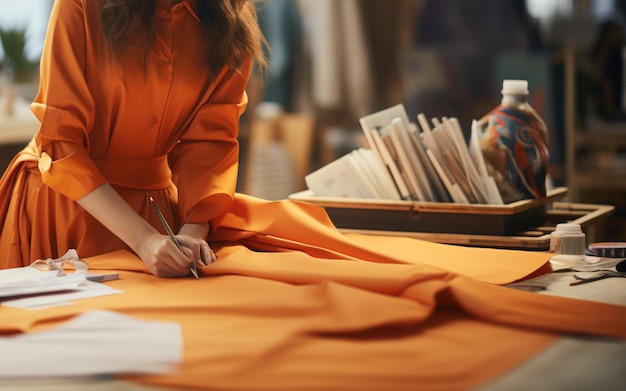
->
xmin=0 ymin=310 xmax=183 ymax=378
xmin=0 ymin=250 xmax=122 ymax=309
xmin=0 ymin=264 xmax=87 ymax=298
xmin=1 ymin=280 xmax=122 ymax=310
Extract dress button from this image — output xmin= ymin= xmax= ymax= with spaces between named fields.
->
xmin=164 ymin=56 xmax=171 ymax=64
xmin=151 ymin=117 xmax=158 ymax=124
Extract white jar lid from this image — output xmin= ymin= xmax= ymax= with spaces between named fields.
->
xmin=554 ymin=223 xmax=583 ymax=233
xmin=502 ymin=79 xmax=529 ymax=95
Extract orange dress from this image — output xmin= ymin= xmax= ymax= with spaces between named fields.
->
xmin=0 ymin=0 xmax=250 ymax=267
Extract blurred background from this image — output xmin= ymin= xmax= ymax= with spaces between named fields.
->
xmin=1 ymin=0 xmax=625 ymax=239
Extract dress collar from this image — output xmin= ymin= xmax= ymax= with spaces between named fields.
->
xmin=156 ymin=0 xmax=201 ymax=23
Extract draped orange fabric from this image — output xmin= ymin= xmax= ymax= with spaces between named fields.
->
xmin=0 ymin=0 xmax=248 ymax=267
xmin=1 ymin=198 xmax=625 ymax=390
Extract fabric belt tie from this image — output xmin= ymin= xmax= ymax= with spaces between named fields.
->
xmin=93 ymin=156 xmax=172 ymax=190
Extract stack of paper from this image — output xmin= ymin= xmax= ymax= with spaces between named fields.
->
xmin=305 ymin=104 xmax=504 ymax=205
xmin=0 ymin=250 xmax=122 ymax=309
xmin=0 ymin=266 xmax=88 ymax=298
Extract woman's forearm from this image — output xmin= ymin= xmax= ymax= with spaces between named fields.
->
xmin=76 ymin=183 xmax=211 ymax=275
xmin=76 ymin=183 xmax=158 ymax=252
xmin=178 ymin=222 xmax=210 ymax=239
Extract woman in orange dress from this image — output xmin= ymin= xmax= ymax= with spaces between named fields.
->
xmin=0 ymin=0 xmax=266 ymax=276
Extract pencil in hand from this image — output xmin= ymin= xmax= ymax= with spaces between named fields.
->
xmin=149 ymin=196 xmax=199 ymax=279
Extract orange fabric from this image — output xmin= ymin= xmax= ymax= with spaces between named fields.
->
xmin=1 ymin=237 xmax=625 ymax=390
xmin=216 ymin=194 xmax=554 ymax=284
xmin=0 ymin=0 xmax=249 ymax=267
xmin=2 ymin=195 xmax=625 ymax=390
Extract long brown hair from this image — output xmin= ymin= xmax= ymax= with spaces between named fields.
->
xmin=99 ymin=0 xmax=267 ymax=79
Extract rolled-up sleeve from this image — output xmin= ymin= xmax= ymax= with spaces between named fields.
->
xmin=30 ymin=0 xmax=105 ymax=201
xmin=169 ymin=60 xmax=252 ymax=233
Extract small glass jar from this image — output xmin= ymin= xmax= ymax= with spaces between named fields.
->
xmin=550 ymin=223 xmax=586 ymax=263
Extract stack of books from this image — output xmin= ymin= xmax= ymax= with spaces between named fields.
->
xmin=305 ymin=104 xmax=503 ymax=205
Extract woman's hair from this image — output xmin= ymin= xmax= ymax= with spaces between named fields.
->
xmin=99 ymin=0 xmax=267 ymax=78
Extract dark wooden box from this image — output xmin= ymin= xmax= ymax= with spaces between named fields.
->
xmin=289 ymin=188 xmax=569 ymax=236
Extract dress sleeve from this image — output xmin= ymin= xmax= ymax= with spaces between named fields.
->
xmin=169 ymin=60 xmax=253 ymax=233
xmin=30 ymin=0 xmax=106 ymax=201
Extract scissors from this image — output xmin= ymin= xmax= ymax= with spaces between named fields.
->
xmin=569 ymin=271 xmax=626 ymax=286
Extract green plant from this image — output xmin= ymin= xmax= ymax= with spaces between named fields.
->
xmin=0 ymin=26 xmax=39 ymax=83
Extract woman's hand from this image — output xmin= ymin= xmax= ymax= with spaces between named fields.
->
xmin=77 ymin=184 xmax=217 ymax=277
xmin=177 ymin=222 xmax=217 ymax=270
xmin=136 ymin=232 xmax=196 ymax=278
xmin=176 ymin=234 xmax=217 ymax=269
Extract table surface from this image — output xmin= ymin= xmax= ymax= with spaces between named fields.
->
xmin=0 ymin=92 xmax=39 ymax=145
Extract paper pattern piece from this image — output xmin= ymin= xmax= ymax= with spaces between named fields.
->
xmin=0 ymin=310 xmax=183 ymax=378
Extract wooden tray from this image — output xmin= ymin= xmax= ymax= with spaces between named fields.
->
xmin=289 ymin=187 xmax=569 ymax=236
xmin=336 ymin=202 xmax=615 ymax=251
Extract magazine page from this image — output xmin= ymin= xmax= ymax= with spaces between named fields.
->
xmin=389 ymin=118 xmax=436 ymax=201
xmin=407 ymin=123 xmax=451 ymax=202
xmin=418 ymin=114 xmax=468 ymax=203
xmin=441 ymin=117 xmax=490 ymax=203
xmin=305 ymin=152 xmax=380 ymax=198
xmin=348 ymin=149 xmax=388 ymax=199
xmin=371 ymin=127 xmax=412 ymax=200
xmin=359 ymin=105 xmax=413 ymax=200
xmin=354 ymin=148 xmax=401 ymax=200
xmin=470 ymin=120 xmax=504 ymax=204
xmin=430 ymin=118 xmax=478 ymax=203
